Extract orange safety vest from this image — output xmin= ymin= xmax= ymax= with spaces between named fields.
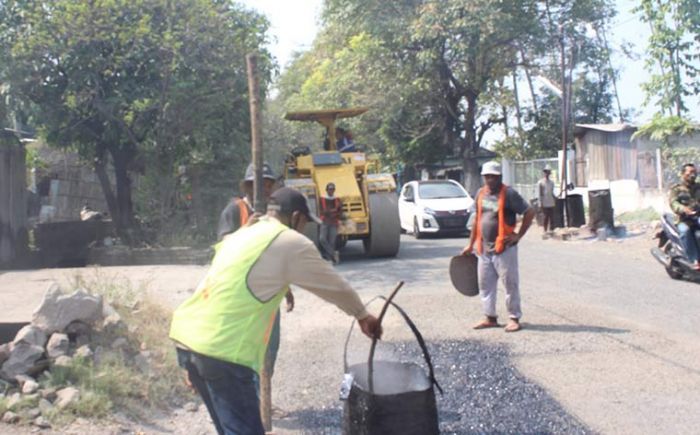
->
xmin=473 ymin=185 xmax=515 ymax=255
xmin=235 ymin=197 xmax=251 ymax=226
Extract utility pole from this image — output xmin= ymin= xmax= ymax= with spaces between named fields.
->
xmin=559 ymin=25 xmax=570 ymax=226
xmin=247 ymin=53 xmax=265 ymax=214
xmin=246 ymin=52 xmax=272 ymax=432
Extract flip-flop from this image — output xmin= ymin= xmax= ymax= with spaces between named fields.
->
xmin=504 ymin=320 xmax=522 ymax=333
xmin=473 ymin=318 xmax=499 ymax=330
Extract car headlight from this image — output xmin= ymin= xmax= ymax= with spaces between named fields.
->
xmin=422 ymin=207 xmax=436 ymax=215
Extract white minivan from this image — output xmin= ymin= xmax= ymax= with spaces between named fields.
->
xmin=398 ymin=180 xmax=474 ymax=238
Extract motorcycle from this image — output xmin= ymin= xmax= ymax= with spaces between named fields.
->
xmin=651 ymin=212 xmax=700 ymax=280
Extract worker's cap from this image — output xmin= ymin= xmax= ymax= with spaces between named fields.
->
xmin=268 ymin=187 xmax=322 ymax=224
xmin=244 ymin=162 xmax=277 ymax=182
xmin=481 ymin=161 xmax=502 ymax=176
xmin=543 ymin=165 xmax=552 ymax=172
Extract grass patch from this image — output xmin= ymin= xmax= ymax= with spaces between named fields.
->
xmin=37 ymin=273 xmax=193 ymax=426
xmin=616 ymin=207 xmax=660 ymax=224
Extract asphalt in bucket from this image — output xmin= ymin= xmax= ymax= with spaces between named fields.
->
xmin=275 ymin=339 xmax=592 ymax=434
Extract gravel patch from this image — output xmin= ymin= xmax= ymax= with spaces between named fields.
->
xmin=274 ymin=339 xmax=593 ymax=434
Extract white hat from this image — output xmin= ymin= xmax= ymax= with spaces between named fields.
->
xmin=543 ymin=165 xmax=552 ymax=172
xmin=481 ymin=161 xmax=502 ymax=176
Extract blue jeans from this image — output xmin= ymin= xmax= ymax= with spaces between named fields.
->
xmin=678 ymin=222 xmax=699 ymax=263
xmin=177 ymin=348 xmax=263 ymax=435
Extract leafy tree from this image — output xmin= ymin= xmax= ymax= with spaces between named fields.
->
xmin=635 ymin=0 xmax=700 ymax=116
xmin=0 ymin=0 xmax=272 ymax=243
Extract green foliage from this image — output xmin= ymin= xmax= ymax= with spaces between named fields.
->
xmin=633 ymin=114 xmax=697 ymax=142
xmin=275 ymin=0 xmax=620 ymax=187
xmin=0 ymin=0 xmax=273 ymax=243
xmin=635 ymin=0 xmax=700 ymax=116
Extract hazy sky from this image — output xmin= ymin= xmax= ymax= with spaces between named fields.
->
xmin=240 ymin=0 xmax=699 ymax=125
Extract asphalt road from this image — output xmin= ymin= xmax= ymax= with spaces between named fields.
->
xmin=2 ymin=228 xmax=700 ymax=434
xmin=269 ymin=230 xmax=700 ymax=434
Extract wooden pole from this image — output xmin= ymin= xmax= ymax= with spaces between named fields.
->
xmin=246 ymin=52 xmax=272 ymax=433
xmin=246 ymin=53 xmax=266 ymax=214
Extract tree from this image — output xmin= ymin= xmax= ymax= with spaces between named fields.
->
xmin=635 ymin=0 xmax=700 ymax=116
xmin=0 ymin=0 xmax=272 ymax=242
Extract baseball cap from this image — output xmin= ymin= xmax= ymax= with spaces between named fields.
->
xmin=268 ymin=187 xmax=322 ymax=224
xmin=481 ymin=161 xmax=502 ymax=176
xmin=244 ymin=162 xmax=277 ymax=181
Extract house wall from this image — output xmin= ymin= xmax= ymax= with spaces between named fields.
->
xmin=33 ymin=147 xmax=112 ymax=222
xmin=0 ymin=133 xmax=28 ymax=266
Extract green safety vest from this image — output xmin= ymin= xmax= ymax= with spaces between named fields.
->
xmin=169 ymin=218 xmax=289 ymax=373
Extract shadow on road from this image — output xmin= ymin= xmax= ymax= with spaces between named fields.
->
xmin=524 ymin=323 xmax=629 ymax=334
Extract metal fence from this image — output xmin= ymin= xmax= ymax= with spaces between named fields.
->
xmin=510 ymin=157 xmax=559 ymax=202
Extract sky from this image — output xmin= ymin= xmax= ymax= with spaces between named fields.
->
xmin=239 ymin=0 xmax=699 ymax=125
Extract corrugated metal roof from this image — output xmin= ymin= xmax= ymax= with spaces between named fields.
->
xmin=574 ymin=123 xmax=637 ymax=133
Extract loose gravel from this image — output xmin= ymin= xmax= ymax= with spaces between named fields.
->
xmin=274 ymin=339 xmax=593 ymax=434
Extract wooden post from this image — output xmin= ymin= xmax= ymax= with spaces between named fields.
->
xmin=246 ymin=53 xmax=265 ymax=214
xmin=246 ymin=52 xmax=272 ymax=432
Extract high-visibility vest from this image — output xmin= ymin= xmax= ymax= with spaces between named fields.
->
xmin=473 ymin=185 xmax=515 ymax=255
xmin=235 ymin=197 xmax=251 ymax=226
xmin=169 ymin=219 xmax=289 ymax=374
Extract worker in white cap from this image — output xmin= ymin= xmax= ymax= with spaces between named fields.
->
xmin=538 ymin=165 xmax=557 ymax=234
xmin=462 ymin=160 xmax=536 ymax=332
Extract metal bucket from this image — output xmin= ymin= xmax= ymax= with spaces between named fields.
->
xmin=341 ymin=291 xmax=441 ymax=435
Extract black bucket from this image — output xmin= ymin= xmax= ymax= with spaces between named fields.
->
xmin=342 ymin=290 xmax=442 ymax=435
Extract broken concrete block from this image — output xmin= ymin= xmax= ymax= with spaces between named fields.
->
xmin=74 ymin=345 xmax=93 ymax=360
xmin=39 ymin=387 xmax=57 ymax=402
xmin=1 ymin=343 xmax=44 ymax=379
xmin=14 ymin=374 xmax=34 ymax=387
xmin=26 ymin=408 xmax=41 ymax=419
xmin=53 ymin=355 xmax=73 ymax=367
xmin=2 ymin=411 xmax=19 ymax=424
xmin=34 ymin=416 xmax=51 ymax=428
xmin=22 ymin=379 xmax=39 ymax=395
xmin=38 ymin=398 xmax=53 ymax=414
xmin=46 ymin=333 xmax=70 ymax=359
xmin=0 ymin=343 xmax=12 ymax=365
xmin=55 ymin=387 xmax=80 ymax=409
xmin=13 ymin=325 xmax=47 ymax=348
xmin=32 ymin=285 xmax=103 ymax=333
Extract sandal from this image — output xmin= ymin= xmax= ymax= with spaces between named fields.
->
xmin=473 ymin=316 xmax=499 ymax=330
xmin=505 ymin=319 xmax=522 ymax=333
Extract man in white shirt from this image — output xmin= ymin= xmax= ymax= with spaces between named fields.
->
xmin=538 ymin=166 xmax=556 ymax=233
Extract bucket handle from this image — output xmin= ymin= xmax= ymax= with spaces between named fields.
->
xmin=343 ymin=282 xmax=443 ymax=396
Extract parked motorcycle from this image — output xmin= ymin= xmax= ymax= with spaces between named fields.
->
xmin=651 ymin=212 xmax=700 ymax=280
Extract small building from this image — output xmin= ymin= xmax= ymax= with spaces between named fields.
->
xmin=574 ymin=123 xmax=700 ymax=214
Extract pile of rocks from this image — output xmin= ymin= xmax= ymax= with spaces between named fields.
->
xmin=0 ymin=283 xmax=132 ymax=428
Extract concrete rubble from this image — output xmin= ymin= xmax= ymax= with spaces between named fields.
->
xmin=0 ymin=281 xmax=152 ymax=428
xmin=32 ymin=284 xmax=103 ymax=333
xmin=46 ymin=333 xmax=70 ymax=358
xmin=55 ymin=386 xmax=81 ymax=409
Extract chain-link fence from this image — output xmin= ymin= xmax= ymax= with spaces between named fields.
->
xmin=510 ymin=157 xmax=559 ymax=201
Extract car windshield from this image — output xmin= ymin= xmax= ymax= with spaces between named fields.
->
xmin=418 ymin=182 xmax=467 ymax=199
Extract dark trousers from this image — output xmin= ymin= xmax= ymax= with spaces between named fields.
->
xmin=177 ymin=348 xmax=263 ymax=435
xmin=542 ymin=207 xmax=554 ymax=232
